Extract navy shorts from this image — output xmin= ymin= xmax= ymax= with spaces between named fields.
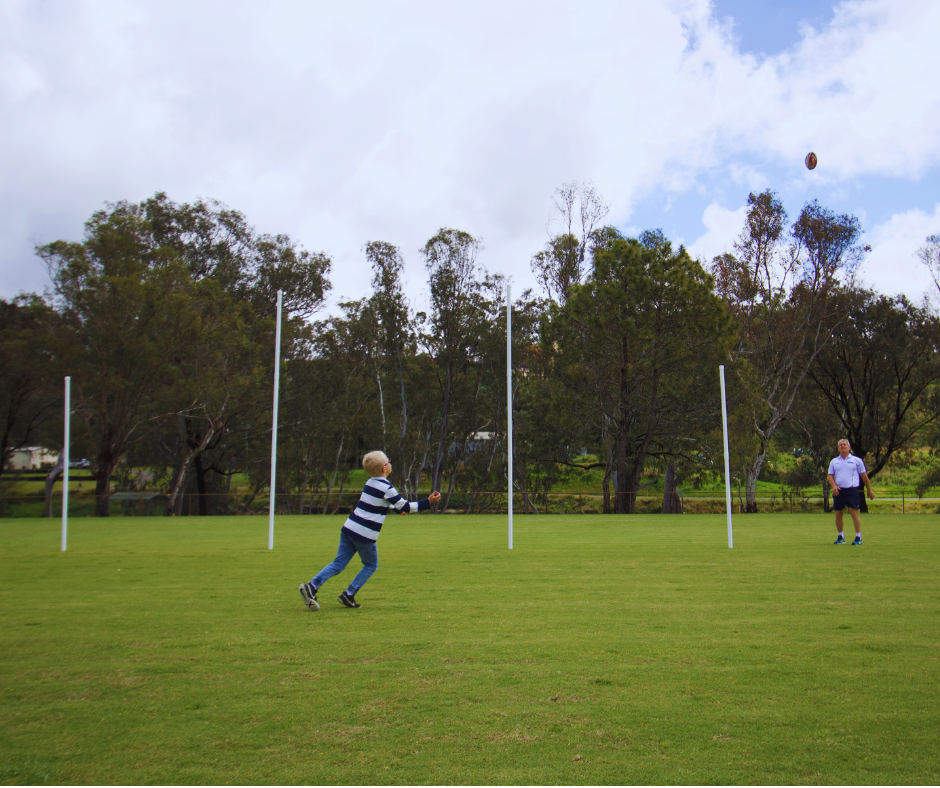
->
xmin=833 ymin=488 xmax=861 ymax=511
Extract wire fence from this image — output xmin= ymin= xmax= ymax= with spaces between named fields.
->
xmin=1 ymin=489 xmax=939 ymax=518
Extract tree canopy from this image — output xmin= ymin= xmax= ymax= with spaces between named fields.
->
xmin=3 ymin=187 xmax=938 ymax=516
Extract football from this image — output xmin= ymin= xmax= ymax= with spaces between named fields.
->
xmin=805 ymin=152 xmax=818 ymax=170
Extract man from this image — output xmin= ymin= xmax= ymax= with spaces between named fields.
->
xmin=827 ymin=439 xmax=874 ymax=545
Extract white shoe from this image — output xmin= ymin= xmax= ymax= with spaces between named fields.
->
xmin=299 ymin=582 xmax=320 ymax=611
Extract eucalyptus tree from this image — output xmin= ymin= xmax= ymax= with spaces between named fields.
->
xmin=530 ymin=180 xmax=609 ymax=305
xmin=436 ymin=275 xmax=507 ymax=510
xmin=779 ymin=292 xmax=940 ymax=512
xmin=503 ymin=289 xmax=582 ymax=511
xmin=917 ymin=234 xmax=940 ymax=299
xmin=775 ymin=373 xmax=843 ymax=511
xmin=712 ymin=191 xmax=867 ymax=511
xmin=38 ymin=194 xmax=331 ymax=516
xmin=559 ymin=229 xmax=734 ymax=513
xmin=419 ymin=228 xmax=494 ymax=495
xmin=277 ymin=302 xmax=380 ymax=514
xmin=0 ymin=296 xmax=62 ymax=480
xmin=140 ymin=194 xmax=331 ymax=513
xmin=38 ymin=202 xmax=199 ymax=516
xmin=158 ymin=283 xmax=267 ymax=516
xmin=365 ymin=240 xmax=413 ymax=466
xmin=144 ymin=194 xmax=330 ymax=513
xmin=806 ymin=289 xmax=940 ymax=508
xmin=140 ymin=192 xmax=331 ymax=316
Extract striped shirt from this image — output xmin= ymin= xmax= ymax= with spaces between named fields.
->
xmin=342 ymin=477 xmax=429 ymax=542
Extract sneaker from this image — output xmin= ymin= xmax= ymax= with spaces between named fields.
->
xmin=833 ymin=535 xmax=845 ymax=544
xmin=338 ymin=591 xmax=361 ymax=609
xmin=852 ymin=536 xmax=862 ymax=546
xmin=299 ymin=582 xmax=319 ymax=611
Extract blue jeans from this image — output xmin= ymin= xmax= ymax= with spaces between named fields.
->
xmin=312 ymin=530 xmax=378 ymax=594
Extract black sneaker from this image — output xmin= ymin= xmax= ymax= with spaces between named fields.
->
xmin=834 ymin=535 xmax=845 ymax=544
xmin=851 ymin=536 xmax=862 ymax=546
xmin=299 ymin=582 xmax=319 ymax=611
xmin=338 ymin=591 xmax=361 ymax=608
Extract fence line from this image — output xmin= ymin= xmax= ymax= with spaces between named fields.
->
xmin=1 ymin=489 xmax=938 ymax=518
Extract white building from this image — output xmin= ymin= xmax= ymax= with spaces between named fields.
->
xmin=5 ymin=447 xmax=59 ymax=470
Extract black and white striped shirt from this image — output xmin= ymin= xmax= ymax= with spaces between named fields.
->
xmin=342 ymin=477 xmax=430 ymax=542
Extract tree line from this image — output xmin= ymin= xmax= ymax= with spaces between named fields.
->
xmin=2 ymin=185 xmax=939 ymax=516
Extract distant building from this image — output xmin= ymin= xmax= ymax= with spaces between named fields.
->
xmin=5 ymin=447 xmax=59 ymax=470
xmin=450 ymin=431 xmax=495 ymax=457
xmin=466 ymin=431 xmax=494 ymax=452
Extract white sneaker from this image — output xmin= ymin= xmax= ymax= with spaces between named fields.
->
xmin=299 ymin=582 xmax=320 ymax=611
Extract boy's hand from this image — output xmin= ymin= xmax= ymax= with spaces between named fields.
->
xmin=429 ymin=491 xmax=441 ymax=503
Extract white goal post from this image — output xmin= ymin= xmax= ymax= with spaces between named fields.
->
xmin=507 ymin=284 xmax=513 ymax=550
xmin=269 ymin=290 xmax=283 ymax=550
xmin=720 ymin=365 xmax=733 ymax=549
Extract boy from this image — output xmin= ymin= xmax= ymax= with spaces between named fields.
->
xmin=299 ymin=451 xmax=441 ymax=610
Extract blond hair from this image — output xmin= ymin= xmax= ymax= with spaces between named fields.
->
xmin=362 ymin=451 xmax=389 ymax=477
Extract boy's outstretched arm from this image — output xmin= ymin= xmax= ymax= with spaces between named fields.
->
xmin=401 ymin=490 xmax=441 ymax=514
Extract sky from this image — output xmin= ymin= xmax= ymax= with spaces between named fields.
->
xmin=2 ymin=0 xmax=939 ymax=317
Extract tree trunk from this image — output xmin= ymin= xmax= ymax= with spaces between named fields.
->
xmin=614 ymin=348 xmax=630 ymax=514
xmin=375 ymin=367 xmax=387 ymax=452
xmin=432 ymin=367 xmax=454 ymax=493
xmin=857 ymin=483 xmax=868 ymax=513
xmin=443 ymin=377 xmax=484 ymax=510
xmin=94 ymin=456 xmax=115 ymax=517
xmin=195 ymin=453 xmax=209 ymax=516
xmin=409 ymin=424 xmax=433 ymax=502
xmin=600 ymin=422 xmax=613 ymax=514
xmin=43 ymin=457 xmax=65 ymax=518
xmin=615 ymin=421 xmax=629 ymax=514
xmin=821 ymin=479 xmax=830 ymax=512
xmin=663 ymin=462 xmax=682 ymax=513
xmin=602 ymin=457 xmax=612 ymax=514
xmin=624 ymin=415 xmax=659 ymax=514
xmin=173 ymin=479 xmax=186 ymax=516
xmin=465 ymin=434 xmax=500 ymax=513
xmin=322 ymin=433 xmax=345 ymax=514
xmin=395 ymin=344 xmax=408 ymax=486
xmin=744 ymin=455 xmax=766 ymax=513
xmin=239 ymin=481 xmax=262 ymax=514
xmin=165 ymin=419 xmax=215 ymax=516
xmin=331 ymin=468 xmax=348 ymax=515
xmin=443 ymin=454 xmax=461 ymax=511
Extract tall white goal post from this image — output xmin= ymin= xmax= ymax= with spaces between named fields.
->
xmin=506 ymin=284 xmax=513 ymax=550
xmin=269 ymin=290 xmax=283 ymax=550
xmin=61 ymin=376 xmax=70 ymax=552
xmin=719 ymin=365 xmax=733 ymax=549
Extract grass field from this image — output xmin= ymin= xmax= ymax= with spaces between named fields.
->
xmin=1 ymin=513 xmax=938 ymax=785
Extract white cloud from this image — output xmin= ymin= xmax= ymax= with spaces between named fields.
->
xmin=687 ymin=201 xmax=747 ymax=264
xmin=858 ymin=204 xmax=940 ymax=300
xmin=1 ymin=0 xmax=938 ymax=310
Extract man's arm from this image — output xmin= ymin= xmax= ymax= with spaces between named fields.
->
xmin=828 ymin=473 xmax=840 ymax=495
xmin=860 ymin=472 xmax=874 ymax=499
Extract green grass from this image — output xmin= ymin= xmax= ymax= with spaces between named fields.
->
xmin=1 ymin=514 xmax=938 ymax=785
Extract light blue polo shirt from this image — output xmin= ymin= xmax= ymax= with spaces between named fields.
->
xmin=828 ymin=454 xmax=867 ymax=488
